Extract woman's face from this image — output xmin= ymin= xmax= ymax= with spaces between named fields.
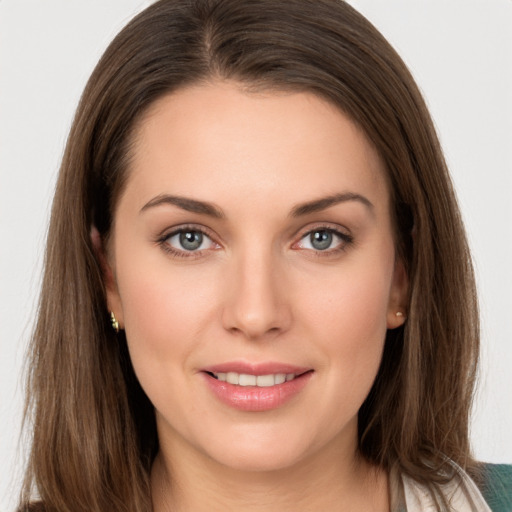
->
xmin=105 ymin=82 xmax=407 ymax=472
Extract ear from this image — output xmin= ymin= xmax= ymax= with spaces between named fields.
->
xmin=386 ymin=258 xmax=408 ymax=329
xmin=90 ymin=225 xmax=124 ymax=328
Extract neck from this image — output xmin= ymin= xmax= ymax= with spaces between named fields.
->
xmin=151 ymin=433 xmax=389 ymax=512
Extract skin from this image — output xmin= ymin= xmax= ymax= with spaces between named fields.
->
xmin=103 ymin=81 xmax=407 ymax=512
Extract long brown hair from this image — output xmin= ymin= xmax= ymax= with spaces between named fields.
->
xmin=21 ymin=1 xmax=480 ymax=510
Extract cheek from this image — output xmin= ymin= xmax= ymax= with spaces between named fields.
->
xmin=305 ymin=259 xmax=392 ymax=337
xmin=301 ymin=261 xmax=392 ymax=428
xmin=115 ymin=252 xmax=220 ymax=377
xmin=297 ymin=245 xmax=394 ymax=377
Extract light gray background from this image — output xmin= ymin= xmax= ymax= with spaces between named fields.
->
xmin=1 ymin=1 xmax=511 ymax=510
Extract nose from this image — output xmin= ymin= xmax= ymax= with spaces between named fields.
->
xmin=221 ymin=248 xmax=292 ymax=341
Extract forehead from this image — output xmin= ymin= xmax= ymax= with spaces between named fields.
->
xmin=122 ymin=81 xmax=389 ymax=214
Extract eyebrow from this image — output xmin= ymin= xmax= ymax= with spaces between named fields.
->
xmin=290 ymin=192 xmax=374 ymax=217
xmin=140 ymin=191 xmax=373 ymax=219
xmin=140 ymin=194 xmax=225 ymax=218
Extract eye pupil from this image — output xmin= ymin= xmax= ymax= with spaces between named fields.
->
xmin=310 ymin=230 xmax=333 ymax=250
xmin=179 ymin=231 xmax=203 ymax=251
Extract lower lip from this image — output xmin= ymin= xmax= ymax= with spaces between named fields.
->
xmin=202 ymin=372 xmax=313 ymax=412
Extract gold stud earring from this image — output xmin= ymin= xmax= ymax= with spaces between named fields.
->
xmin=110 ymin=311 xmax=120 ymax=333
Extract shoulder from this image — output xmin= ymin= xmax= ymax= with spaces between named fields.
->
xmin=478 ymin=463 xmax=512 ymax=512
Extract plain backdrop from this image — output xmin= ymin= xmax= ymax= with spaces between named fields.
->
xmin=1 ymin=1 xmax=511 ymax=510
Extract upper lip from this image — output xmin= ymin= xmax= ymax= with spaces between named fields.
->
xmin=201 ymin=361 xmax=312 ymax=376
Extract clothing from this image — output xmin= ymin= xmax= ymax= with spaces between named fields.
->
xmin=391 ymin=462 xmax=512 ymax=512
xmin=480 ymin=464 xmax=512 ymax=512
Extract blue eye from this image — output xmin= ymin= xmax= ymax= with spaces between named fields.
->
xmin=179 ymin=231 xmax=203 ymax=251
xmin=309 ymin=230 xmax=333 ymax=250
xmin=297 ymin=228 xmax=351 ymax=252
xmin=164 ymin=229 xmax=216 ymax=252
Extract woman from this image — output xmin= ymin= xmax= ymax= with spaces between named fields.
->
xmin=18 ymin=0 xmax=511 ymax=511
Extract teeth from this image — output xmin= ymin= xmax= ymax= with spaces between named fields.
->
xmin=256 ymin=375 xmax=274 ymax=387
xmin=275 ymin=374 xmax=286 ymax=384
xmin=226 ymin=372 xmax=239 ymax=385
xmin=214 ymin=372 xmax=295 ymax=387
xmin=239 ymin=374 xmax=257 ymax=386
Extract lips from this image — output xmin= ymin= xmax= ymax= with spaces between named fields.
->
xmin=201 ymin=362 xmax=313 ymax=412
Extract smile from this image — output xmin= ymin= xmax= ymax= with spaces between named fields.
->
xmin=202 ymin=365 xmax=313 ymax=412
xmin=210 ymin=372 xmax=297 ymax=387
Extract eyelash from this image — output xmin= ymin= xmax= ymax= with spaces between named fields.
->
xmin=157 ymin=225 xmax=219 ymax=259
xmin=294 ymin=224 xmax=354 ymax=257
xmin=156 ymin=224 xmax=354 ymax=259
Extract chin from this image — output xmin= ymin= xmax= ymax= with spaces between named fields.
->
xmin=198 ymin=425 xmax=320 ymax=474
